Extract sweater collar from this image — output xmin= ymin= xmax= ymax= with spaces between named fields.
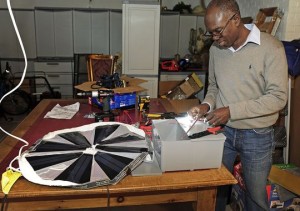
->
xmin=229 ymin=24 xmax=260 ymax=52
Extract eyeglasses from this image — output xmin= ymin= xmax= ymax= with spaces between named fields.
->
xmin=204 ymin=13 xmax=237 ymax=39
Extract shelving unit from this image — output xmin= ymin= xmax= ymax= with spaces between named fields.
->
xmin=1 ymin=2 xmax=208 ymax=100
xmin=160 ymin=11 xmax=206 ymax=58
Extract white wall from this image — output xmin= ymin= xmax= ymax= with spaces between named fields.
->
xmin=284 ymin=0 xmax=300 ymax=41
xmin=237 ymin=0 xmax=288 ymax=40
xmin=234 ymin=0 xmax=300 ymax=41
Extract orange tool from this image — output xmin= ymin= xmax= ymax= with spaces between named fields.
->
xmin=188 ymin=125 xmax=224 ymax=139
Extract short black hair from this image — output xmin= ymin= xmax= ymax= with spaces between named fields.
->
xmin=207 ymin=0 xmax=241 ymax=16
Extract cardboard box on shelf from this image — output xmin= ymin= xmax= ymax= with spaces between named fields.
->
xmin=158 ymin=78 xmax=201 ymax=114
xmin=158 ymin=81 xmax=181 ymax=97
xmin=160 ymin=73 xmax=203 ymax=100
xmin=159 ymin=98 xmax=199 ymax=114
xmin=269 ymin=164 xmax=300 ymax=196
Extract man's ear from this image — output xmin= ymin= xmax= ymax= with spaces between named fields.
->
xmin=233 ymin=14 xmax=241 ymax=26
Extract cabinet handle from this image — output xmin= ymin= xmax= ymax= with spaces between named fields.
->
xmin=47 ymin=74 xmax=60 ymax=78
xmin=46 ymin=63 xmax=59 ymax=65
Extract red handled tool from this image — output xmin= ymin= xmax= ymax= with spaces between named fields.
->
xmin=188 ymin=125 xmax=224 ymax=139
xmin=160 ymin=60 xmax=179 ymax=71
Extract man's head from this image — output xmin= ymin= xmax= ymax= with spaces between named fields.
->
xmin=204 ymin=0 xmax=244 ymax=48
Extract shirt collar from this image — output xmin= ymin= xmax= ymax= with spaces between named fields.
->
xmin=229 ymin=24 xmax=260 ymax=52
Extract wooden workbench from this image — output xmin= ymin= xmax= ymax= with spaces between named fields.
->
xmin=0 ymin=99 xmax=236 ymax=211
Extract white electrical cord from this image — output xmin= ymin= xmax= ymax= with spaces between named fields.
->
xmin=0 ymin=0 xmax=29 ymax=172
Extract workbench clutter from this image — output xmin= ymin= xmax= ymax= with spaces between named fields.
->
xmin=268 ymin=164 xmax=300 ymax=210
xmin=230 ymin=162 xmax=300 ymax=211
xmin=75 ymin=75 xmax=147 ymax=121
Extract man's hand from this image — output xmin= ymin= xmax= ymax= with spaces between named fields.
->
xmin=188 ymin=104 xmax=210 ymax=119
xmin=205 ymin=107 xmax=230 ymax=126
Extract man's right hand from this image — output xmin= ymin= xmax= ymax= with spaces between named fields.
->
xmin=188 ymin=103 xmax=210 ymax=120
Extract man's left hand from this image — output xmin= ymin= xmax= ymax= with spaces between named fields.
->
xmin=205 ymin=107 xmax=230 ymax=126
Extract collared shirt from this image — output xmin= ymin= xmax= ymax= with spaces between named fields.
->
xmin=229 ymin=24 xmax=261 ymax=52
xmin=203 ymin=25 xmax=288 ymax=129
xmin=203 ymin=24 xmax=261 ymax=114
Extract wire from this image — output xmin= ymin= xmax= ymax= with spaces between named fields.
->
xmin=106 ymin=185 xmax=110 ymax=211
xmin=1 ymin=195 xmax=8 ymax=211
xmin=0 ymin=0 xmax=29 ymax=172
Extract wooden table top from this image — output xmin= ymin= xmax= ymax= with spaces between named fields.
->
xmin=0 ymin=99 xmax=236 ymax=199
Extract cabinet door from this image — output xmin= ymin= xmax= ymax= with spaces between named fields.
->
xmin=178 ymin=15 xmax=197 ymax=57
xmin=35 ymin=9 xmax=73 ymax=57
xmin=0 ymin=10 xmax=37 ymax=59
xmin=15 ymin=10 xmax=36 ymax=59
xmin=110 ymin=10 xmax=122 ymax=55
xmin=122 ymin=3 xmax=160 ymax=75
xmin=160 ymin=12 xmax=179 ymax=59
xmin=73 ymin=10 xmax=110 ymax=54
xmin=35 ymin=10 xmax=56 ymax=57
xmin=0 ymin=10 xmax=19 ymax=58
xmin=34 ymin=62 xmax=73 ymax=98
xmin=73 ymin=10 xmax=92 ymax=54
xmin=136 ymin=76 xmax=158 ymax=98
xmin=91 ymin=10 xmax=109 ymax=54
xmin=53 ymin=10 xmax=73 ymax=57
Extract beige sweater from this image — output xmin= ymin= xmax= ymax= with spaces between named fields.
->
xmin=204 ymin=32 xmax=288 ymax=129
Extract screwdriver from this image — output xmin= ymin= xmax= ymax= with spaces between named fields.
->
xmin=186 ymin=114 xmax=199 ymax=134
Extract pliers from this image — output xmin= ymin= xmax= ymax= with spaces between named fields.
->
xmin=188 ymin=125 xmax=224 ymax=139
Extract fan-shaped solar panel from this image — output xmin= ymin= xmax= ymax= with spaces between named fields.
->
xmin=18 ymin=122 xmax=148 ymax=189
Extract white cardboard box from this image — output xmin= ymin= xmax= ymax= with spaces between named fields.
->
xmin=152 ymin=119 xmax=225 ymax=172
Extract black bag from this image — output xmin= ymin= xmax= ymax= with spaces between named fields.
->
xmin=273 ymin=126 xmax=287 ymax=148
xmin=282 ymin=40 xmax=300 ymax=76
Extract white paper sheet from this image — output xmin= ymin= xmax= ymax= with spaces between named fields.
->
xmin=44 ymin=102 xmax=80 ymax=119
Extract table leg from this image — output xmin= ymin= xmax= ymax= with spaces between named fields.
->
xmin=193 ymin=187 xmax=217 ymax=211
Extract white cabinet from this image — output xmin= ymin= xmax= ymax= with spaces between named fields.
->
xmin=122 ymin=2 xmax=160 ymax=75
xmin=34 ymin=62 xmax=73 ymax=98
xmin=138 ymin=76 xmax=158 ymax=98
xmin=35 ymin=9 xmax=73 ymax=58
xmin=0 ymin=9 xmax=36 ymax=59
xmin=73 ymin=9 xmax=110 ymax=54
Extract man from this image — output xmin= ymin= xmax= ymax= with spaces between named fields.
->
xmin=189 ymin=0 xmax=288 ymax=210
